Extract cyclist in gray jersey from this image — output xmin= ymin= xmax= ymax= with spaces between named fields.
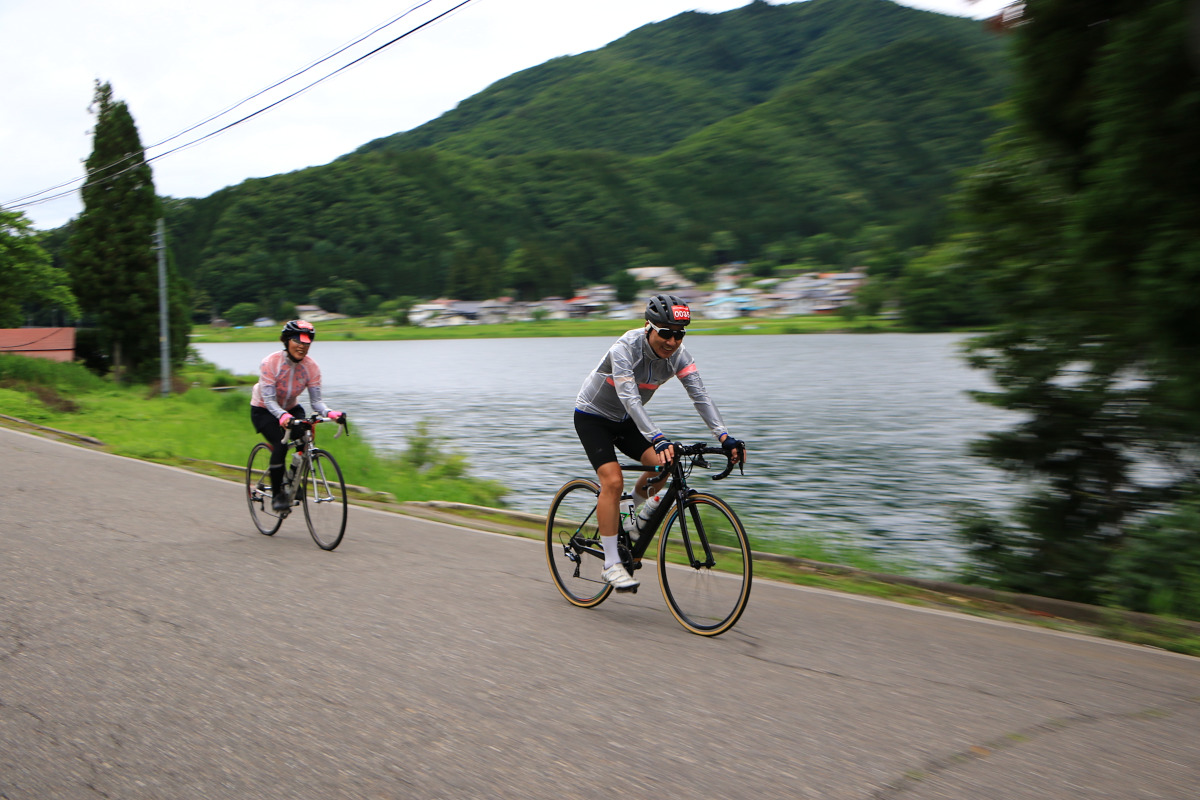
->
xmin=574 ymin=294 xmax=744 ymax=591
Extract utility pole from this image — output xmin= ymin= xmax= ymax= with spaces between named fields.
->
xmin=154 ymin=219 xmax=170 ymax=397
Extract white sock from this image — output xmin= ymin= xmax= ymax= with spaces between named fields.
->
xmin=602 ymin=535 xmax=620 ymax=569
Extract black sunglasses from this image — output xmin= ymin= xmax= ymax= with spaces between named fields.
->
xmin=648 ymin=321 xmax=686 ymax=340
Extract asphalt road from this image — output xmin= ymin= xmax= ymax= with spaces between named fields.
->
xmin=1 ymin=426 xmax=1198 ymax=799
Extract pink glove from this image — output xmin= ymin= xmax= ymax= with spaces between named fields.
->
xmin=278 ymin=412 xmax=294 ymax=428
xmin=327 ymin=410 xmax=344 ymax=422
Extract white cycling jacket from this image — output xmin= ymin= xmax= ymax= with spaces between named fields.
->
xmin=575 ymin=328 xmax=728 ymax=443
xmin=250 ymin=350 xmax=331 ymax=419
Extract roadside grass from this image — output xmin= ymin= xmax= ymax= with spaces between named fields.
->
xmin=752 ymin=531 xmax=921 ymax=575
xmin=2 ymin=354 xmax=505 ymax=507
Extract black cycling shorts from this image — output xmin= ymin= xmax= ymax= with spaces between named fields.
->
xmin=574 ymin=410 xmax=652 ymax=471
xmin=251 ymin=404 xmax=304 ymax=468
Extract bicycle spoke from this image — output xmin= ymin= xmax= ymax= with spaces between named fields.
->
xmin=545 ymin=479 xmax=612 ymax=607
xmin=658 ymin=493 xmax=752 ymax=636
xmin=246 ymin=442 xmax=283 ymax=536
xmin=302 ymin=449 xmax=347 ymax=550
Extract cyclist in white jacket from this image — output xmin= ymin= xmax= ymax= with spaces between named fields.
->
xmin=250 ymin=320 xmax=345 ymax=511
xmin=574 ymin=294 xmax=744 ymax=591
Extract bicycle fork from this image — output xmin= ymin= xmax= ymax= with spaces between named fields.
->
xmin=675 ymin=495 xmax=717 ymax=569
xmin=651 ymin=487 xmax=717 ymax=570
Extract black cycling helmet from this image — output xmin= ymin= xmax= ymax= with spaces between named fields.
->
xmin=280 ymin=319 xmax=316 ymax=344
xmin=645 ymin=294 xmax=691 ymax=327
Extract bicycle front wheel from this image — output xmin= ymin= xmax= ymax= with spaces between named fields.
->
xmin=658 ymin=492 xmax=752 ymax=636
xmin=545 ymin=478 xmax=613 ymax=608
xmin=246 ymin=442 xmax=283 ymax=536
xmin=301 ymin=448 xmax=347 ymax=550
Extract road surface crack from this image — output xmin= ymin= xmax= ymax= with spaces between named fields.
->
xmin=868 ymin=697 xmax=1199 ymax=799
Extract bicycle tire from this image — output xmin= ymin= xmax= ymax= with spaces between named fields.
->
xmin=545 ymin=478 xmax=613 ymax=608
xmin=657 ymin=492 xmax=752 ymax=636
xmin=246 ymin=442 xmax=284 ymax=536
xmin=301 ymin=448 xmax=347 ymax=551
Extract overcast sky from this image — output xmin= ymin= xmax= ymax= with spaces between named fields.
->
xmin=1 ymin=0 xmax=1008 ymax=230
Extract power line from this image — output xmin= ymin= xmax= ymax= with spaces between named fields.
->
xmin=4 ymin=0 xmax=479 ymax=213
xmin=4 ymin=0 xmax=441 ymax=209
xmin=140 ymin=0 xmax=445 ymax=161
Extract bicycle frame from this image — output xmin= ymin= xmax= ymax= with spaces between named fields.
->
xmin=550 ymin=444 xmax=735 ymax=573
xmin=621 ymin=444 xmax=735 ymax=568
xmin=280 ymin=415 xmax=347 ymax=509
xmin=618 ymin=463 xmax=672 ymax=560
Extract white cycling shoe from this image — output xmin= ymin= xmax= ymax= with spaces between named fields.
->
xmin=602 ymin=563 xmax=640 ymax=592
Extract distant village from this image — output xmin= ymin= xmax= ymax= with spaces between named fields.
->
xmin=246 ymin=265 xmax=869 ymax=329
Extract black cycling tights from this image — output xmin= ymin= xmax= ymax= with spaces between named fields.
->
xmin=250 ymin=404 xmax=304 ymax=471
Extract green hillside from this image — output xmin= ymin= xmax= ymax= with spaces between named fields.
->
xmin=649 ymin=35 xmax=1006 ymax=247
xmin=354 ymin=0 xmax=1003 ymax=159
xmin=162 ymin=0 xmax=1010 ymax=314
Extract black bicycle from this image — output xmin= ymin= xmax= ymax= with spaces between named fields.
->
xmin=545 ymin=442 xmax=751 ymax=636
xmin=246 ymin=414 xmax=349 ymax=550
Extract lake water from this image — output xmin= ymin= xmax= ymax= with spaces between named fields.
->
xmin=197 ymin=333 xmax=1022 ymax=572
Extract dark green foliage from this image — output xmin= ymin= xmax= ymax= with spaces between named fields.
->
xmin=152 ymin=0 xmax=1007 ymax=310
xmin=224 ymin=302 xmax=259 ymax=327
xmin=955 ymin=0 xmax=1200 ymax=603
xmin=648 ymin=35 xmax=1006 ymax=251
xmin=274 ymin=300 xmax=297 ymax=323
xmin=1105 ymin=489 xmax=1200 ymax=620
xmin=0 ymin=209 xmax=79 ymax=327
xmin=164 ymin=250 xmax=192 ymax=369
xmin=310 ymin=278 xmax=367 ymax=314
xmin=65 ymin=82 xmax=191 ymax=380
xmin=898 ymin=235 xmax=997 ymax=329
xmin=72 ymin=328 xmax=109 ymax=375
xmin=611 ymin=269 xmax=639 ymax=303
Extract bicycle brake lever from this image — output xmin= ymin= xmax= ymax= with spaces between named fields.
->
xmin=712 ymin=455 xmax=737 ymax=481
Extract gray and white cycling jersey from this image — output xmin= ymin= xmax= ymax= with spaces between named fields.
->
xmin=574 ymin=328 xmax=728 ymax=443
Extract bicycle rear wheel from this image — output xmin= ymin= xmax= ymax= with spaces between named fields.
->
xmin=246 ymin=442 xmax=283 ymax=536
xmin=301 ymin=448 xmax=347 ymax=550
xmin=657 ymin=492 xmax=752 ymax=636
xmin=545 ymin=478 xmax=613 ymax=607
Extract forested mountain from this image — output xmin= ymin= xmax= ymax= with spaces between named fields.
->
xmin=162 ymin=0 xmax=1010 ymax=316
xmin=354 ymin=0 xmax=1002 ymax=159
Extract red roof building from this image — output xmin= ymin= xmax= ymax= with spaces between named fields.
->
xmin=0 ymin=328 xmax=76 ymax=362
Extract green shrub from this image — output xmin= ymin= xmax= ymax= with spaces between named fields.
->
xmin=224 ymin=302 xmax=260 ymax=327
xmin=1104 ymin=495 xmax=1200 ymax=621
xmin=0 ymin=353 xmax=105 ymax=392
